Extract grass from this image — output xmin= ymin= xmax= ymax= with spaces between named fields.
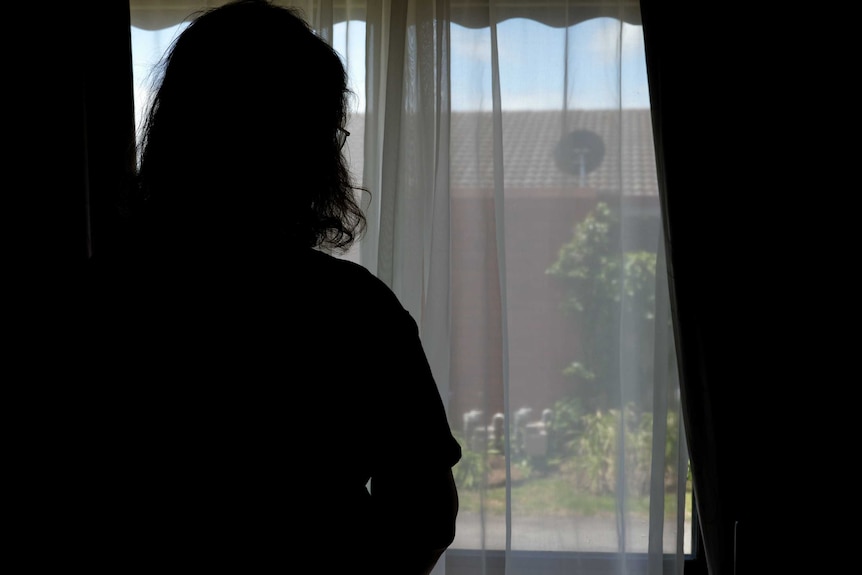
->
xmin=456 ymin=457 xmax=693 ymax=520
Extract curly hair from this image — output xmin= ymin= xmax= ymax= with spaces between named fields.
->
xmin=134 ymin=0 xmax=366 ymax=256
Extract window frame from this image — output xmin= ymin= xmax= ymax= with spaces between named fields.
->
xmin=124 ymin=4 xmax=699 ymax=574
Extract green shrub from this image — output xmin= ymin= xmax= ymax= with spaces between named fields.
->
xmin=452 ymin=432 xmax=490 ymax=491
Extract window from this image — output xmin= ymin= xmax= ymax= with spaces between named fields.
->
xmin=129 ymin=3 xmax=693 ymax=573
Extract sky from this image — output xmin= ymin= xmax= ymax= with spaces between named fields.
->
xmin=131 ymin=16 xmax=650 ymax=131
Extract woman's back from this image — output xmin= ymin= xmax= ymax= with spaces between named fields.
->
xmin=36 ymin=249 xmax=458 ymax=571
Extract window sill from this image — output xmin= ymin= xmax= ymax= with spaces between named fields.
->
xmin=446 ymin=548 xmax=704 ymax=575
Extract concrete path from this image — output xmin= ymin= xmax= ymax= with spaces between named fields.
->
xmin=452 ymin=511 xmax=692 ymax=553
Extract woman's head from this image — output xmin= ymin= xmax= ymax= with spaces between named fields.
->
xmin=136 ymin=0 xmax=365 ymax=256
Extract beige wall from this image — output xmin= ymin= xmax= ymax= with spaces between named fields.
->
xmin=449 ymin=191 xmax=601 ymax=433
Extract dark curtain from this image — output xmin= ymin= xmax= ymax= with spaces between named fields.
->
xmin=12 ymin=4 xmax=135 ymax=269
xmin=639 ymin=2 xmax=816 ymax=574
xmin=640 ymin=2 xmax=747 ymax=572
xmin=9 ymin=6 xmax=135 ymax=562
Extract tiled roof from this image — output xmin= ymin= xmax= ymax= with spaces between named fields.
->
xmin=345 ymin=108 xmax=657 ymax=197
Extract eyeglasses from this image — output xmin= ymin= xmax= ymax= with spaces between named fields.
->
xmin=337 ymin=128 xmax=350 ymax=150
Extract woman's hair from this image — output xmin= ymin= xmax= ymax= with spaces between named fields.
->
xmin=135 ymin=0 xmax=366 ymax=256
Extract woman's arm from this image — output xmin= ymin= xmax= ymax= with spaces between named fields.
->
xmin=370 ymin=465 xmax=459 ymax=575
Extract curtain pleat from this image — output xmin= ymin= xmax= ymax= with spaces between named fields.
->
xmin=648 ymin=239 xmax=684 ymax=575
xmin=417 ymin=0 xmax=454 ymax=412
xmin=368 ymin=0 xmax=457 ymax=457
xmin=485 ymin=2 xmax=514 ymax=566
xmin=373 ymin=0 xmax=407 ymax=290
xmin=358 ymin=0 xmax=384 ymax=276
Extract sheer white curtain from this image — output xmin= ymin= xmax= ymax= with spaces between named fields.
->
xmin=129 ymin=1 xmax=687 ymax=573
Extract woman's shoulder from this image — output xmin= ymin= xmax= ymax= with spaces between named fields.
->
xmin=301 ymin=249 xmax=398 ymax=303
xmin=302 ymin=248 xmax=375 ymax=279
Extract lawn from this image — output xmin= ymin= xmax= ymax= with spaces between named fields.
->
xmin=456 ymin=456 xmax=693 ymax=521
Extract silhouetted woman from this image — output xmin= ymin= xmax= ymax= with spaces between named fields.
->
xmin=117 ymin=1 xmax=461 ymax=573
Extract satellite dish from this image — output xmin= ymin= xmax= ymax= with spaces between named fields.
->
xmin=554 ymin=130 xmax=605 ymax=182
